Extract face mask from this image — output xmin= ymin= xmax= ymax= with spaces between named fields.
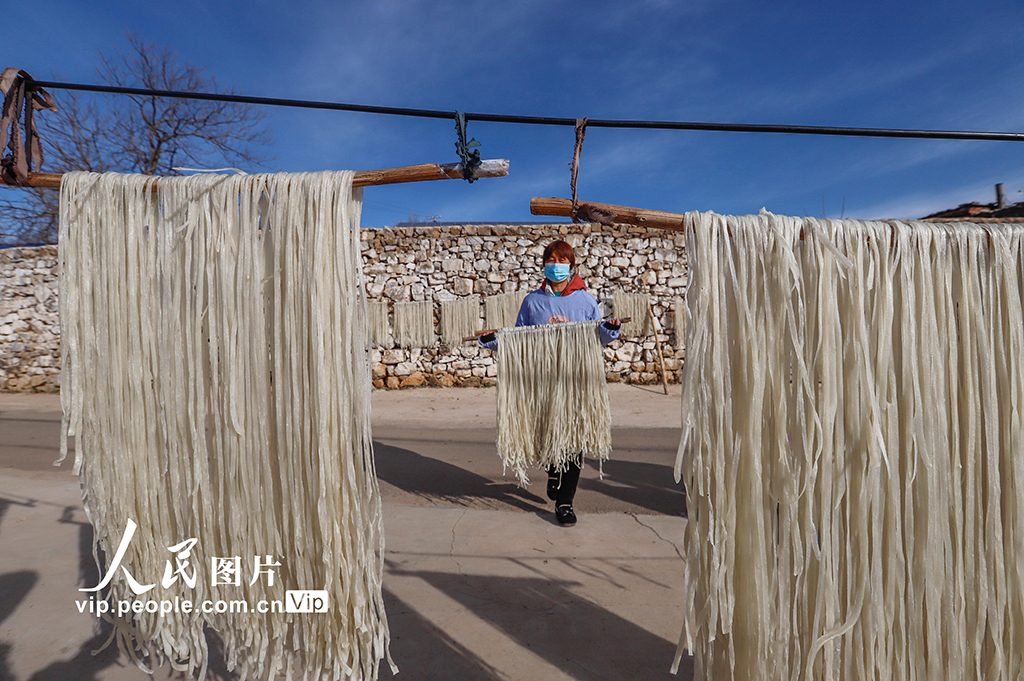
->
xmin=544 ymin=263 xmax=571 ymax=282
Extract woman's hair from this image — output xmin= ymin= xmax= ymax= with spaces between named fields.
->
xmin=542 ymin=240 xmax=576 ymax=267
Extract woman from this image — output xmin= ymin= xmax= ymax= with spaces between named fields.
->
xmin=481 ymin=239 xmax=620 ymax=526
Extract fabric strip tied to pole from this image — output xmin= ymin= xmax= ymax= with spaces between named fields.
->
xmin=0 ymin=68 xmax=57 ymax=185
xmin=454 ymin=111 xmax=482 ymax=181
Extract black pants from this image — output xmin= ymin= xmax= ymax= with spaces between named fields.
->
xmin=546 ymin=459 xmax=581 ymax=506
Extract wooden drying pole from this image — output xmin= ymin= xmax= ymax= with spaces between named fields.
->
xmin=645 ymin=297 xmax=669 ymax=395
xmin=528 ymin=195 xmax=812 ymax=241
xmin=462 ymin=317 xmax=632 ymax=343
xmin=531 ymin=195 xmax=1024 ymax=229
xmin=531 ymin=196 xmax=686 ymax=231
xmin=10 ymin=159 xmax=510 ymax=191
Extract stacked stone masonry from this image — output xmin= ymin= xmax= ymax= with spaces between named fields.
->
xmin=1 ymin=246 xmax=61 ymax=392
xmin=2 ymin=224 xmax=689 ymax=392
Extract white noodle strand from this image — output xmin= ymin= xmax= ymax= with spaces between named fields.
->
xmin=485 ymin=290 xmax=528 ymax=330
xmin=367 ymin=301 xmax=389 ymax=347
xmin=496 ymin=320 xmax=611 ymax=486
xmin=673 ymin=296 xmax=688 ymax=352
xmin=59 ymin=170 xmax=393 ymax=681
xmin=613 ymin=291 xmax=651 ymax=337
xmin=438 ymin=296 xmax=480 ymax=344
xmin=673 ymin=210 xmax=1024 ymax=680
xmin=392 ymin=300 xmax=434 ymax=348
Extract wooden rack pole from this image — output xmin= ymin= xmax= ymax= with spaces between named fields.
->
xmin=354 ymin=159 xmax=508 ymax=187
xmin=10 ymin=159 xmax=510 ymax=191
xmin=922 ymin=217 xmax=1024 ymax=223
xmin=531 ymin=196 xmax=686 ymax=231
xmin=462 ymin=316 xmax=632 ymax=343
xmin=646 ymin=297 xmax=669 ymax=395
xmin=533 ymin=196 xmax=1024 ymax=227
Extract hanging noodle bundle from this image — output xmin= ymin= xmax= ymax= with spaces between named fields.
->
xmin=674 ymin=210 xmax=1024 ymax=680
xmin=613 ymin=291 xmax=650 ymax=336
xmin=58 ymin=170 xmax=393 ymax=681
xmin=485 ymin=290 xmax=528 ymax=330
xmin=367 ymin=300 xmax=389 ymax=347
xmin=438 ymin=296 xmax=480 ymax=344
xmin=392 ymin=300 xmax=435 ymax=348
xmin=496 ymin=320 xmax=611 ymax=486
xmin=673 ymin=296 xmax=687 ymax=350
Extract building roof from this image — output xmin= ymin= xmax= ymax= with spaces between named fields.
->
xmin=923 ymin=200 xmax=1024 ymax=220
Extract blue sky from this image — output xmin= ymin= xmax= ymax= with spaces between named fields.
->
xmin=8 ymin=0 xmax=1024 ymax=227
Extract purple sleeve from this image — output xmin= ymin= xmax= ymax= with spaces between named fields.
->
xmin=598 ymin=323 xmax=619 ymax=346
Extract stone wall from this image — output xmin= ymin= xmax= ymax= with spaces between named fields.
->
xmin=0 ymin=245 xmax=61 ymax=392
xmin=1 ymin=224 xmax=689 ymax=392
xmin=362 ymin=223 xmax=688 ymax=389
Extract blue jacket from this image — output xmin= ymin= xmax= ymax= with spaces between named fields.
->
xmin=480 ymin=283 xmax=619 ymax=349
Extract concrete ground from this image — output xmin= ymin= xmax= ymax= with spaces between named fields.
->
xmin=0 ymin=385 xmax=692 ymax=681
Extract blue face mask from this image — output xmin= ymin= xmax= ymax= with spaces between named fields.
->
xmin=544 ymin=262 xmax=571 ymax=282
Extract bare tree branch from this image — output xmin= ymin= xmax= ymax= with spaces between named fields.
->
xmin=1 ymin=34 xmax=272 ymax=245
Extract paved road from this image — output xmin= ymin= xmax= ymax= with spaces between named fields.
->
xmin=373 ymin=427 xmax=685 ymax=516
xmin=0 ymin=391 xmax=693 ymax=681
xmin=1 ymin=398 xmax=687 ymax=517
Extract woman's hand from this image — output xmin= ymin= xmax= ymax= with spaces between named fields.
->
xmin=603 ymin=318 xmax=621 ymax=331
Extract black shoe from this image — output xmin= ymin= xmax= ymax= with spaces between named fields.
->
xmin=556 ymin=505 xmax=577 ymax=526
xmin=546 ymin=478 xmax=559 ymax=501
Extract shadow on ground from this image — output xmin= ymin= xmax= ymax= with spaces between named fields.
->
xmin=382 ymin=587 xmax=503 ymax=681
xmin=374 ymin=441 xmax=546 ymax=512
xmin=389 ymin=566 xmax=694 ymax=681
xmin=0 ymin=497 xmax=237 ymax=681
xmin=581 ymin=460 xmax=687 ymax=517
xmin=0 ymin=571 xmax=39 ymax=681
xmin=0 ymin=496 xmax=36 ymax=681
xmin=375 ymin=435 xmax=687 ymax=517
xmin=21 ymin=626 xmax=240 ymax=681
